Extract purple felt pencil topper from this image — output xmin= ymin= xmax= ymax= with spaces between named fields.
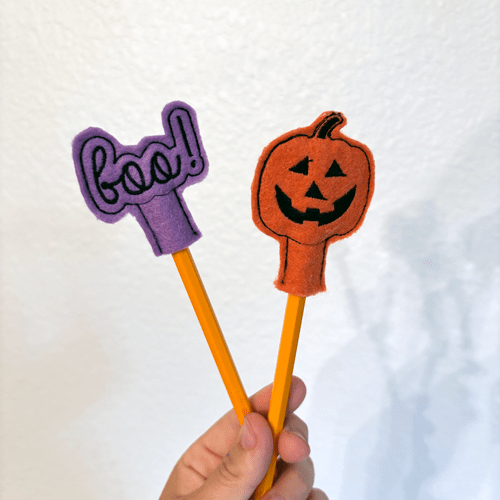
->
xmin=72 ymin=101 xmax=208 ymax=255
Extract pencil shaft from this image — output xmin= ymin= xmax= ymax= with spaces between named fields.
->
xmin=254 ymin=294 xmax=306 ymax=499
xmin=172 ymin=248 xmax=252 ymax=424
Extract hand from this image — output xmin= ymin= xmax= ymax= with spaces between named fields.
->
xmin=159 ymin=376 xmax=328 ymax=500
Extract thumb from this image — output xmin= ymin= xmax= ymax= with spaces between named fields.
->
xmin=191 ymin=413 xmax=273 ymax=500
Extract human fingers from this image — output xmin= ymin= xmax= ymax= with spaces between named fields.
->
xmin=263 ymin=456 xmax=315 ymax=500
xmin=278 ymin=413 xmax=310 ymax=464
xmin=187 ymin=412 xmax=273 ymax=500
xmin=307 ymin=488 xmax=329 ymax=500
xmin=250 ymin=376 xmax=307 ymax=415
xmin=195 ymin=376 xmax=307 ymax=459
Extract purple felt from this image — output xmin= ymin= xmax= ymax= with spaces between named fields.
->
xmin=72 ymin=102 xmax=208 ymax=255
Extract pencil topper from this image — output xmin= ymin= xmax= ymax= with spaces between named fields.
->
xmin=252 ymin=112 xmax=374 ymax=296
xmin=72 ymin=101 xmax=208 ymax=256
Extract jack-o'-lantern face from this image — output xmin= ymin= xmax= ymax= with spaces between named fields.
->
xmin=253 ymin=112 xmax=373 ymax=246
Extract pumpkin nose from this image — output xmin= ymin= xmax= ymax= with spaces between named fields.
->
xmin=305 ymin=181 xmax=326 ymax=200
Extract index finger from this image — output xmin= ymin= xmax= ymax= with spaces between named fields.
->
xmin=250 ymin=376 xmax=307 ymax=416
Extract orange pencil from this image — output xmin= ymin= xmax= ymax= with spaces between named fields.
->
xmin=254 ymin=294 xmax=305 ymax=499
xmin=73 ymin=102 xmax=252 ymax=425
xmin=251 ymin=111 xmax=375 ymax=497
xmin=173 ymin=248 xmax=252 ymax=424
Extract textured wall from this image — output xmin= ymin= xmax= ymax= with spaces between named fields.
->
xmin=1 ymin=1 xmax=499 ymax=499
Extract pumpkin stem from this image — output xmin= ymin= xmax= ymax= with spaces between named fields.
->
xmin=314 ymin=112 xmax=344 ymax=139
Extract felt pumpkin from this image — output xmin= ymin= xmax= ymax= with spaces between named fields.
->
xmin=252 ymin=112 xmax=374 ymax=296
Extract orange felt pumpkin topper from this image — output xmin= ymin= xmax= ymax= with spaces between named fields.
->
xmin=251 ymin=111 xmax=374 ymax=296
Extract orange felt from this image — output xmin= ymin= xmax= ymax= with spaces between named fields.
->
xmin=251 ymin=112 xmax=374 ymax=297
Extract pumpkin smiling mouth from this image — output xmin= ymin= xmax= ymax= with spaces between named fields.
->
xmin=275 ymin=185 xmax=356 ymax=226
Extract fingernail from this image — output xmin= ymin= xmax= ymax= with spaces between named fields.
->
xmin=291 ymin=429 xmax=306 ymax=441
xmin=241 ymin=417 xmax=257 ymax=450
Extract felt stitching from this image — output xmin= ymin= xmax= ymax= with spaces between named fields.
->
xmin=173 ymin=189 xmax=200 ymax=236
xmin=314 ymin=112 xmax=344 ymax=139
xmin=289 ymin=156 xmax=310 ymax=175
xmin=256 ymin=137 xmax=372 ymax=243
xmin=136 ymin=204 xmax=163 ymax=255
xmin=252 ymin=111 xmax=374 ymax=296
xmin=281 ymin=237 xmax=289 ymax=285
xmin=325 ymin=159 xmax=346 ymax=177
xmin=255 ymin=133 xmax=309 ymax=233
xmin=319 ymin=240 xmax=326 ymax=285
xmin=304 ymin=181 xmax=326 ymax=200
xmin=75 ymin=105 xmax=206 ymax=219
xmin=73 ymin=102 xmax=208 ymax=256
xmin=275 ymin=185 xmax=356 ymax=226
xmin=165 ymin=106 xmax=205 ymax=178
xmin=177 ymin=115 xmax=193 ymax=157
xmin=79 ymin=138 xmax=199 ymax=214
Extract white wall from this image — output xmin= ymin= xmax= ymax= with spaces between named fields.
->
xmin=1 ymin=1 xmax=499 ymax=499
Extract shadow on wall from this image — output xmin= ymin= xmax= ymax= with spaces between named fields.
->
xmin=310 ymin=119 xmax=500 ymax=499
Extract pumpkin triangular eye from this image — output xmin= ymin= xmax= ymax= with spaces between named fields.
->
xmin=289 ymin=157 xmax=309 ymax=175
xmin=325 ymin=159 xmax=346 ymax=177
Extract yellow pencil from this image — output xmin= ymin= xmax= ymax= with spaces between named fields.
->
xmin=172 ymin=247 xmax=252 ymax=425
xmin=253 ymin=294 xmax=306 ymax=499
